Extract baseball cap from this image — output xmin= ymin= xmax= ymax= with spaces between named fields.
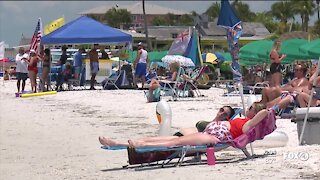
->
xmin=138 ymin=42 xmax=143 ymax=46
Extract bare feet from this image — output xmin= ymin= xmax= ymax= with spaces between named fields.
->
xmin=99 ymin=136 xmax=117 ymax=146
xmin=128 ymin=139 xmax=140 ymax=148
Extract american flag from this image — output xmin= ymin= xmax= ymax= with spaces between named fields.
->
xmin=29 ymin=18 xmax=42 ymax=54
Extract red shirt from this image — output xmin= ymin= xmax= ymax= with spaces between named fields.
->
xmin=229 ymin=117 xmax=251 ymax=139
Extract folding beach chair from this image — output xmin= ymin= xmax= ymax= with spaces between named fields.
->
xmin=66 ymin=67 xmax=87 ymax=90
xmin=159 ymin=66 xmax=185 ymax=101
xmin=102 ymin=70 xmax=122 ymax=90
xmin=177 ymin=65 xmax=208 ymax=98
xmin=101 ymin=109 xmax=277 ymax=168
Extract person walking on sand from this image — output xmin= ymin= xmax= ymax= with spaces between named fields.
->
xmin=269 ymin=40 xmax=286 ymax=87
xmin=133 ymin=42 xmax=149 ymax=89
xmin=15 ymin=47 xmax=29 ymax=93
xmin=89 ymin=44 xmax=99 ymax=90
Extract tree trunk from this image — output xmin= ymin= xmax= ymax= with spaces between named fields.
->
xmin=142 ymin=0 xmax=152 ymax=51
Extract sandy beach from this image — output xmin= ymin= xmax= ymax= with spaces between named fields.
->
xmin=0 ymin=79 xmax=319 ymax=180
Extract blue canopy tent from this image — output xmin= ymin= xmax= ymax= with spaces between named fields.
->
xmin=41 ymin=16 xmax=132 ymax=44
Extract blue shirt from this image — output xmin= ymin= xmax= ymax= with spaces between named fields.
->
xmin=73 ymin=52 xmax=83 ymax=67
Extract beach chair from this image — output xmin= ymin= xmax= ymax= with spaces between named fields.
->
xmin=101 ymin=109 xmax=276 ymax=168
xmin=102 ymin=70 xmax=122 ymax=90
xmin=159 ymin=66 xmax=185 ymax=101
xmin=66 ymin=67 xmax=87 ymax=90
xmin=177 ymin=66 xmax=208 ymax=98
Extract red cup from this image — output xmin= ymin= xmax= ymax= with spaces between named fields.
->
xmin=206 ymin=147 xmax=215 ymax=165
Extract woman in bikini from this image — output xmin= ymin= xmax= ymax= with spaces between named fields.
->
xmin=41 ymin=48 xmax=51 ymax=92
xmin=99 ymin=102 xmax=267 ymax=148
xmin=269 ymin=40 xmax=286 ymax=87
xmin=27 ymin=50 xmax=40 ymax=93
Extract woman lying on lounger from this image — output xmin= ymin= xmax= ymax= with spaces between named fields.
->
xmin=99 ymin=102 xmax=267 ymax=148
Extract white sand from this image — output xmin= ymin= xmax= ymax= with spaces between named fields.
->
xmin=0 ymin=79 xmax=319 ymax=180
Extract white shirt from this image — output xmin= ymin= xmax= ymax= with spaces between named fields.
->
xmin=138 ymin=49 xmax=148 ymax=63
xmin=15 ymin=53 xmax=28 ymax=73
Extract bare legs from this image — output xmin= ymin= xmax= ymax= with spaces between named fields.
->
xmin=297 ymin=92 xmax=318 ymax=107
xmin=99 ymin=133 xmax=220 ymax=148
xmin=90 ymin=73 xmax=96 ymax=90
xmin=261 ymin=87 xmax=282 ymax=104
xmin=41 ymin=67 xmax=49 ymax=92
xmin=270 ymin=72 xmax=282 ymax=87
xmin=17 ymin=80 xmax=26 ymax=92
xmin=17 ymin=80 xmax=21 ymax=92
xmin=129 ymin=133 xmax=220 ymax=148
xmin=28 ymin=71 xmax=37 ymax=93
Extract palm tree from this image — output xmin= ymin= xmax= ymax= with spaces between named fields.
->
xmin=142 ymin=0 xmax=152 ymax=51
xmin=317 ymin=0 xmax=320 ymax=20
xmin=205 ymin=2 xmax=220 ymax=21
xmin=254 ymin=12 xmax=278 ymax=33
xmin=290 ymin=0 xmax=315 ymax=32
xmin=231 ymin=0 xmax=256 ymax=22
xmin=269 ymin=1 xmax=295 ymax=34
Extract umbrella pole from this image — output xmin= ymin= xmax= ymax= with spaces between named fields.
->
xmin=239 ymin=83 xmax=254 ymax=154
xmin=299 ymin=56 xmax=320 ymax=145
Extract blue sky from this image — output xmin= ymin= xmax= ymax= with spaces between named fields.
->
xmin=0 ymin=1 xmax=318 ymax=47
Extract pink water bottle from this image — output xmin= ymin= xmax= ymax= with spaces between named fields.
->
xmin=206 ymin=147 xmax=215 ymax=165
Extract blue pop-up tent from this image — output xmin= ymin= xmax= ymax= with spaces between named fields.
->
xmin=41 ymin=16 xmax=132 ymax=44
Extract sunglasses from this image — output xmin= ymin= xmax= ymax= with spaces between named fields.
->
xmin=219 ymin=108 xmax=230 ymax=120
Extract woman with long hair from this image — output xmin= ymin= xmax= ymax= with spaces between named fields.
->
xmin=41 ymin=48 xmax=51 ymax=92
xmin=269 ymin=40 xmax=286 ymax=87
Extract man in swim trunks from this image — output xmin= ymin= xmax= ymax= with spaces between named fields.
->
xmin=133 ymin=42 xmax=149 ymax=89
xmin=260 ymin=62 xmax=309 ymax=107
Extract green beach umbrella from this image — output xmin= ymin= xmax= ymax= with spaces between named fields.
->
xmin=240 ymin=40 xmax=273 ymax=61
xmin=128 ymin=50 xmax=168 ymax=63
xmin=299 ymin=39 xmax=320 ymax=58
xmin=279 ymin=38 xmax=310 ymax=63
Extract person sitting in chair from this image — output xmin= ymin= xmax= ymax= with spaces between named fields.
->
xmin=260 ymin=62 xmax=309 ymax=107
xmin=99 ymin=102 xmax=268 ymax=148
xmin=147 ymin=62 xmax=180 ymax=102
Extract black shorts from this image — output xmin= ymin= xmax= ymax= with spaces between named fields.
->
xmin=270 ymin=63 xmax=282 ymax=74
xmin=16 ymin=72 xmax=28 ymax=81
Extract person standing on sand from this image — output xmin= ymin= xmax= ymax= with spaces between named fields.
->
xmin=15 ymin=47 xmax=29 ymax=93
xmin=89 ymin=44 xmax=99 ymax=90
xmin=133 ymin=42 xmax=149 ymax=89
xmin=269 ymin=40 xmax=286 ymax=87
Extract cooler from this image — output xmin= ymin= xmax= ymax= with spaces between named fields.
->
xmin=291 ymin=107 xmax=320 ymax=145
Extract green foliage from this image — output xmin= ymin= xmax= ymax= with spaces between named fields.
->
xmin=254 ymin=12 xmax=278 ymax=33
xmin=152 ymin=13 xmax=193 ymax=26
xmin=151 ymin=16 xmax=168 ymax=26
xmin=205 ymin=2 xmax=220 ymax=21
xmin=290 ymin=0 xmax=316 ymax=32
xmin=104 ymin=8 xmax=132 ymax=28
xmin=179 ymin=14 xmax=194 ymax=26
xmin=231 ymin=1 xmax=256 ymax=22
xmin=311 ymin=19 xmax=320 ymax=37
